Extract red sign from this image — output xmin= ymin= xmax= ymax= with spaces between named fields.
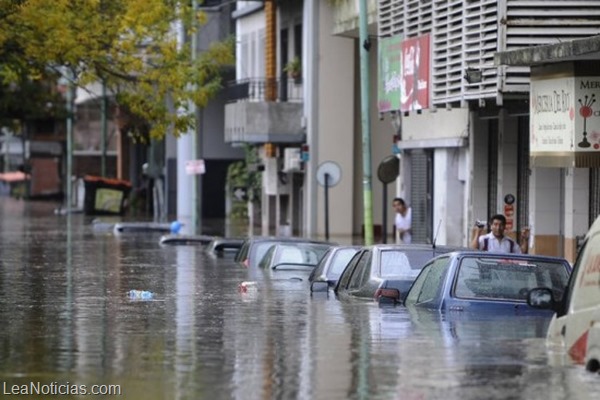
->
xmin=401 ymin=34 xmax=430 ymax=112
xmin=185 ymin=159 xmax=205 ymax=175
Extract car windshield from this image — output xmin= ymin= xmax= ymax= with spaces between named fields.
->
xmin=380 ymin=250 xmax=412 ymax=278
xmin=454 ymin=256 xmax=570 ymax=302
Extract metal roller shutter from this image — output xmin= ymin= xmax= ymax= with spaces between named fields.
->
xmin=487 ymin=119 xmax=498 ymax=219
xmin=410 ymin=149 xmax=433 ymax=243
xmin=590 ymin=168 xmax=600 ymax=227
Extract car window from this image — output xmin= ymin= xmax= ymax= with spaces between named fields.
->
xmin=348 ymin=251 xmax=372 ymax=290
xmin=380 ymin=250 xmax=413 ymax=278
xmin=454 ymin=256 xmax=570 ymax=302
xmin=309 ymin=249 xmax=333 ymax=281
xmin=274 ymin=244 xmax=330 ymax=266
xmin=249 ymin=242 xmax=276 ymax=268
xmin=258 ymin=245 xmax=276 ymax=269
xmin=403 ymin=250 xmax=436 ymax=270
xmin=276 ymin=246 xmax=304 ymax=264
xmin=329 ymin=248 xmax=360 ymax=280
xmin=336 ymin=251 xmax=363 ymax=291
xmin=235 ymin=241 xmax=249 ymax=262
xmin=405 ymin=256 xmax=449 ymax=305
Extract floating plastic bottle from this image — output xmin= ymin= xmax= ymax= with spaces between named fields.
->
xmin=128 ymin=290 xmax=154 ymax=300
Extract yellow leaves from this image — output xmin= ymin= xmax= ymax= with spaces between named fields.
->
xmin=0 ymin=0 xmax=234 ymax=139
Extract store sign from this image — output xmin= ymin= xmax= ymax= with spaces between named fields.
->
xmin=185 ymin=159 xmax=205 ymax=175
xmin=400 ymin=34 xmax=430 ymax=112
xmin=530 ymin=74 xmax=600 ymax=167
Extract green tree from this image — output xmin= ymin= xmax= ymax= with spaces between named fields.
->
xmin=0 ymin=0 xmax=234 ymax=139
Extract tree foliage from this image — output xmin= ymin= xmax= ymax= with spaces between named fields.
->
xmin=0 ymin=0 xmax=234 ymax=138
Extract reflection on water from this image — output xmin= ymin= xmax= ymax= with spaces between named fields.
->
xmin=1 ymin=197 xmax=600 ymax=399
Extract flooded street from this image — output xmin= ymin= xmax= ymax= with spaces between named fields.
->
xmin=1 ymin=197 xmax=600 ymax=399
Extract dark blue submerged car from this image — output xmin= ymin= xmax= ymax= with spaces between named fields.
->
xmin=403 ymin=251 xmax=571 ymax=316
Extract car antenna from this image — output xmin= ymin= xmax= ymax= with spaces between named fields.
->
xmin=432 ymin=219 xmax=442 ymax=249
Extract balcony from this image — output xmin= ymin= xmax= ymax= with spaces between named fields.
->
xmin=224 ymin=77 xmax=305 ymax=144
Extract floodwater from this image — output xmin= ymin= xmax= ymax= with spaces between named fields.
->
xmin=1 ymin=197 xmax=600 ymax=400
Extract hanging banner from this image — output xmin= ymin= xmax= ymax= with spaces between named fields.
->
xmin=400 ymin=34 xmax=430 ymax=112
xmin=377 ymin=35 xmax=403 ymax=113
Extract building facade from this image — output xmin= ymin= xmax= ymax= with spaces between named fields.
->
xmin=378 ymin=0 xmax=600 ymax=261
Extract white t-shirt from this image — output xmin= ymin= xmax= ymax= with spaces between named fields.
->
xmin=395 ymin=207 xmax=412 ymax=244
xmin=477 ymin=232 xmax=521 ymax=254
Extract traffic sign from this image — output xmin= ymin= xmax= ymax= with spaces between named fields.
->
xmin=316 ymin=161 xmax=342 ymax=187
xmin=185 ymin=159 xmax=205 ymax=175
xmin=233 ymin=186 xmax=248 ymax=201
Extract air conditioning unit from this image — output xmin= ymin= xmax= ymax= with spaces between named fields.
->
xmin=282 ymin=147 xmax=303 ymax=173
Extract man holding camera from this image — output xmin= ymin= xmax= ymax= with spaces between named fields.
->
xmin=471 ymin=214 xmax=530 ymax=254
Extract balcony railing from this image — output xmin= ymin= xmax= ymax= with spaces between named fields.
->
xmin=224 ymin=76 xmax=304 ymax=103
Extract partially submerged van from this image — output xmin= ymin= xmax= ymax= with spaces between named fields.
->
xmin=528 ymin=215 xmax=600 ymax=372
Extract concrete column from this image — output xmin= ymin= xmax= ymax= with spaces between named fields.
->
xmin=303 ymin=0 xmax=318 ymax=238
xmin=564 ymin=167 xmax=589 ymax=262
xmin=529 ymin=167 xmax=563 ymax=256
xmin=433 ymin=147 xmax=465 ymax=246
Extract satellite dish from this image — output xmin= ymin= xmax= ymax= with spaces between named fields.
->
xmin=316 ymin=161 xmax=342 ymax=187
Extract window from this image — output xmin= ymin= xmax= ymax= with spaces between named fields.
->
xmin=258 ymin=245 xmax=276 ymax=269
xmin=329 ymin=248 xmax=359 ymax=280
xmin=348 ymin=252 xmax=372 ymax=290
xmin=454 ymin=256 xmax=570 ymax=301
xmin=336 ymin=251 xmax=362 ymax=291
xmin=405 ymin=257 xmax=449 ymax=306
xmin=380 ymin=250 xmax=413 ymax=278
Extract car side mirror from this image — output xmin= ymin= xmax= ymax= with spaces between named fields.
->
xmin=527 ymin=287 xmax=555 ymax=309
xmin=311 ymin=281 xmax=329 ymax=293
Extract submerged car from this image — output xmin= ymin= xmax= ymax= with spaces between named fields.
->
xmin=235 ymin=236 xmax=334 ymax=269
xmin=404 ymin=251 xmax=571 ymax=316
xmin=309 ymin=245 xmax=361 ymax=291
xmin=205 ymin=237 xmax=244 ymax=256
xmin=334 ymin=244 xmax=468 ymax=304
xmin=256 ymin=242 xmax=332 ymax=281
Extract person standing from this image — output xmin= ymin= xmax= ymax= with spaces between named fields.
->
xmin=392 ymin=197 xmax=412 ymax=244
xmin=471 ymin=214 xmax=530 ymax=254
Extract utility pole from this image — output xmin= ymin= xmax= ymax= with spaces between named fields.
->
xmin=191 ymin=0 xmax=200 ymax=232
xmin=358 ymin=0 xmax=374 ymax=245
xmin=65 ymin=68 xmax=75 ymax=213
xmin=176 ymin=1 xmax=199 ymax=233
xmin=100 ymin=80 xmax=107 ymax=177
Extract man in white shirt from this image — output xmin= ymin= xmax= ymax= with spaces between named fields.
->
xmin=471 ymin=214 xmax=529 ymax=254
xmin=392 ymin=197 xmax=412 ymax=244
